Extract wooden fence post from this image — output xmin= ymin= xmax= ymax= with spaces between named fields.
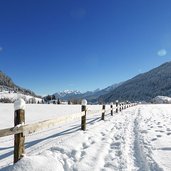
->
xmin=110 ymin=102 xmax=113 ymax=116
xmin=126 ymin=101 xmax=129 ymax=108
xmin=116 ymin=100 xmax=119 ymax=113
xmin=124 ymin=102 xmax=126 ymax=109
xmin=101 ymin=104 xmax=105 ymax=120
xmin=119 ymin=103 xmax=122 ymax=112
xmin=81 ymin=99 xmax=87 ymax=131
xmin=14 ymin=98 xmax=25 ymax=163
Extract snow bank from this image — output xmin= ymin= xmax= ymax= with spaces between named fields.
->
xmin=10 ymin=151 xmax=63 ymax=171
xmin=151 ymin=95 xmax=171 ymax=104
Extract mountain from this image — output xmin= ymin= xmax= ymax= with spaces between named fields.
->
xmin=0 ymin=71 xmax=16 ymax=88
xmin=0 ymin=71 xmax=41 ymax=98
xmin=53 ymin=82 xmax=122 ymax=103
xmin=99 ymin=61 xmax=171 ymax=102
xmin=54 ymin=90 xmax=82 ymax=98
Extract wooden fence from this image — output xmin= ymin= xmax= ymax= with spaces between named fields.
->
xmin=0 ymin=99 xmax=137 ymax=164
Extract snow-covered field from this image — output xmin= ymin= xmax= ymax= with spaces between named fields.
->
xmin=0 ymin=104 xmax=171 ymax=171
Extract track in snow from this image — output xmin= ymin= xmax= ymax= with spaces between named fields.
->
xmin=1 ymin=105 xmax=171 ymax=171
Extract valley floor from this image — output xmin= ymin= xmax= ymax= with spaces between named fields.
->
xmin=0 ymin=104 xmax=171 ymax=171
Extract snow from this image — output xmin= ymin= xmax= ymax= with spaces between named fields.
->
xmin=10 ymin=153 xmax=63 ymax=171
xmin=62 ymin=90 xmax=81 ymax=95
xmin=14 ymin=98 xmax=26 ymax=111
xmin=0 ymin=92 xmax=42 ymax=103
xmin=0 ymin=104 xmax=171 ymax=170
xmin=81 ymin=99 xmax=87 ymax=106
xmin=54 ymin=90 xmax=82 ymax=98
xmin=151 ymin=96 xmax=171 ymax=104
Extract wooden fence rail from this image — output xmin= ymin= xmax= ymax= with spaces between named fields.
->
xmin=0 ymin=98 xmax=137 ymax=163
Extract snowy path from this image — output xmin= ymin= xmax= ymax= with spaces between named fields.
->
xmin=1 ymin=104 xmax=171 ymax=171
xmin=50 ymin=109 xmax=138 ymax=171
xmin=136 ymin=105 xmax=171 ymax=171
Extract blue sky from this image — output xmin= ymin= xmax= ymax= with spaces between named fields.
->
xmin=0 ymin=0 xmax=171 ymax=95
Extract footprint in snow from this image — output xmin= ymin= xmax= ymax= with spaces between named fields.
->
xmin=115 ymin=150 xmax=122 ymax=157
xmin=141 ymin=130 xmax=148 ymax=134
xmin=82 ymin=142 xmax=89 ymax=149
xmin=78 ymin=151 xmax=86 ymax=162
xmin=159 ymin=130 xmax=165 ymax=133
xmin=81 ymin=151 xmax=86 ymax=157
xmin=155 ymin=130 xmax=165 ymax=133
xmin=104 ymin=162 xmax=117 ymax=170
xmin=101 ymin=137 xmax=106 ymax=141
xmin=166 ymin=128 xmax=171 ymax=131
xmin=156 ymin=135 xmax=162 ymax=138
xmin=101 ymin=132 xmax=106 ymax=136
xmin=151 ymin=138 xmax=157 ymax=141
xmin=110 ymin=142 xmax=121 ymax=150
xmin=158 ymin=147 xmax=171 ymax=151
xmin=71 ymin=149 xmax=79 ymax=161
xmin=88 ymin=137 xmax=96 ymax=144
xmin=115 ymin=135 xmax=121 ymax=140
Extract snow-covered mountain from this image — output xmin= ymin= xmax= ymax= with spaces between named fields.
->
xmin=0 ymin=71 xmax=41 ymax=98
xmin=0 ymin=70 xmax=42 ymax=103
xmin=52 ymin=82 xmax=123 ymax=103
xmin=54 ymin=90 xmax=82 ymax=98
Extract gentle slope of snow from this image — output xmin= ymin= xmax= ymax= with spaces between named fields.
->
xmin=0 ymin=104 xmax=171 ymax=170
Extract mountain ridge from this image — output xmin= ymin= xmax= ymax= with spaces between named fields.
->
xmin=99 ymin=61 xmax=171 ymax=102
xmin=0 ymin=71 xmax=41 ymax=98
xmin=52 ymin=82 xmax=123 ymax=103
